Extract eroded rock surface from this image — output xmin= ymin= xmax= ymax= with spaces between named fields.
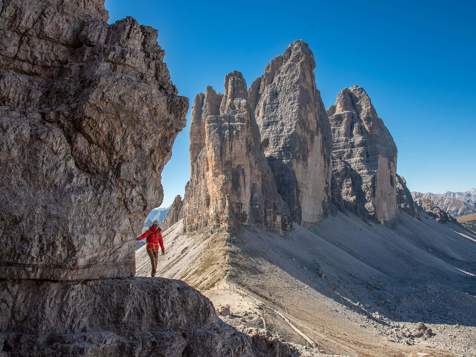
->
xmin=328 ymin=86 xmax=398 ymax=223
xmin=413 ymin=194 xmax=456 ymax=223
xmin=412 ymin=189 xmax=476 ymax=217
xmin=184 ymin=72 xmax=290 ymax=233
xmin=396 ymin=175 xmax=417 ymax=217
xmin=249 ymin=41 xmax=331 ymax=225
xmin=0 ymin=278 xmax=298 ymax=357
xmin=0 ymin=0 xmax=187 ymax=280
xmin=162 ymin=195 xmax=184 ymax=230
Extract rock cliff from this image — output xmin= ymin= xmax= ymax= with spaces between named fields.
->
xmin=328 ymin=86 xmax=398 ymax=223
xmin=162 ymin=194 xmax=184 ymax=229
xmin=396 ymin=175 xmax=417 ymax=217
xmin=0 ymin=0 xmax=187 ymax=280
xmin=184 ymin=72 xmax=290 ymax=233
xmin=249 ymin=41 xmax=331 ymax=226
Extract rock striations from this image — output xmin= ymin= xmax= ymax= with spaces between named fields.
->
xmin=328 ymin=86 xmax=398 ymax=223
xmin=0 ymin=0 xmax=187 ymax=280
xmin=184 ymin=72 xmax=290 ymax=233
xmin=249 ymin=41 xmax=331 ymax=226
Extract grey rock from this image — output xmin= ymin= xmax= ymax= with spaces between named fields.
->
xmin=249 ymin=40 xmax=331 ymax=226
xmin=412 ymin=194 xmax=457 ymax=223
xmin=411 ymin=189 xmax=476 ymax=217
xmin=0 ymin=0 xmax=188 ymax=280
xmin=0 ymin=277 xmax=297 ymax=356
xmin=328 ymin=86 xmax=398 ymax=223
xmin=162 ymin=195 xmax=184 ymax=230
xmin=396 ymin=174 xmax=417 ymax=217
xmin=184 ymin=71 xmax=290 ymax=233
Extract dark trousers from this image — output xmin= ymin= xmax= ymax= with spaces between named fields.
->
xmin=147 ymin=248 xmax=159 ymax=277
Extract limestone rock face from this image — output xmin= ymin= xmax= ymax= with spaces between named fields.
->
xmin=184 ymin=72 xmax=290 ymax=233
xmin=0 ymin=0 xmax=187 ymax=280
xmin=328 ymin=86 xmax=398 ymax=223
xmin=162 ymin=195 xmax=184 ymax=230
xmin=0 ymin=277 xmax=292 ymax=356
xmin=396 ymin=174 xmax=417 ymax=217
xmin=249 ymin=40 xmax=331 ymax=225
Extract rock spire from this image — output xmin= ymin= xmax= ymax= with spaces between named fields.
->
xmin=328 ymin=86 xmax=398 ymax=223
xmin=249 ymin=40 xmax=331 ymax=226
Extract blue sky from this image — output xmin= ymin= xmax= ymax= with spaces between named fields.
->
xmin=106 ymin=0 xmax=476 ymax=207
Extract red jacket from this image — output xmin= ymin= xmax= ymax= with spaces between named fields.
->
xmin=137 ymin=226 xmax=165 ymax=253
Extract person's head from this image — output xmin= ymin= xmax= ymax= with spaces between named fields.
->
xmin=151 ymin=220 xmax=161 ymax=231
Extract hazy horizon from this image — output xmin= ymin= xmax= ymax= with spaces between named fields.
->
xmin=107 ymin=0 xmax=476 ymax=207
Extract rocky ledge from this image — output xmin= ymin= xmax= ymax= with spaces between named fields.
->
xmin=0 ymin=277 xmax=297 ymax=356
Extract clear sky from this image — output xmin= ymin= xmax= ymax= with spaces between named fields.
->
xmin=106 ymin=0 xmax=476 ymax=207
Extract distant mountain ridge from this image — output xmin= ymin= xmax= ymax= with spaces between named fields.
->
xmin=144 ymin=207 xmax=170 ymax=229
xmin=412 ymin=189 xmax=476 ymax=217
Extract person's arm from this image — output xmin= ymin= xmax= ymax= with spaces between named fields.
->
xmin=157 ymin=232 xmax=165 ymax=254
xmin=137 ymin=228 xmax=151 ymax=241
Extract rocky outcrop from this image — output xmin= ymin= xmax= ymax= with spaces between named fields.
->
xmin=396 ymin=175 xmax=417 ymax=217
xmin=0 ymin=0 xmax=187 ymax=280
xmin=413 ymin=194 xmax=456 ymax=223
xmin=184 ymin=72 xmax=290 ymax=233
xmin=249 ymin=40 xmax=331 ymax=226
xmin=0 ymin=277 xmax=298 ymax=356
xmin=162 ymin=195 xmax=184 ymax=229
xmin=328 ymin=86 xmax=398 ymax=223
xmin=412 ymin=190 xmax=476 ymax=217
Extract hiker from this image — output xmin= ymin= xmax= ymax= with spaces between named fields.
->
xmin=136 ymin=220 xmax=165 ymax=277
